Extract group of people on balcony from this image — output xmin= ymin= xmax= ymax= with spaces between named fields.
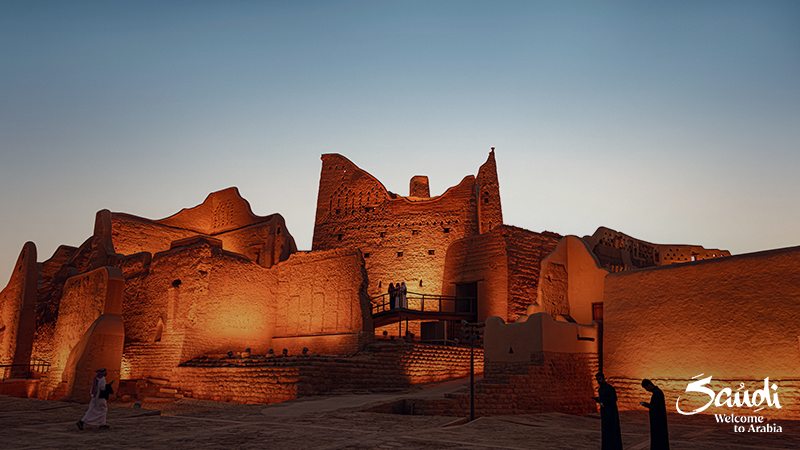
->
xmin=387 ymin=281 xmax=407 ymax=309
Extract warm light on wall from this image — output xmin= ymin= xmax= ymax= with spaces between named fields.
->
xmin=120 ymin=359 xmax=131 ymax=379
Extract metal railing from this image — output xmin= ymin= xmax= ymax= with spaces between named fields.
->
xmin=371 ymin=291 xmax=476 ymax=316
xmin=0 ymin=358 xmax=51 ymax=382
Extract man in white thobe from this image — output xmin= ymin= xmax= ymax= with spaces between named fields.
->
xmin=77 ymin=368 xmax=110 ymax=430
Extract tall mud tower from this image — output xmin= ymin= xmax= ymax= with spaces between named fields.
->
xmin=476 ymin=148 xmax=503 ymax=234
xmin=311 ymin=151 xmax=502 ymax=298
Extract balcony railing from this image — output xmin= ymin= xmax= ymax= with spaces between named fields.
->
xmin=0 ymin=358 xmax=50 ymax=382
xmin=371 ymin=291 xmax=476 ymax=316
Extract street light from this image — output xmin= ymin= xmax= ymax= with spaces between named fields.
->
xmin=462 ymin=320 xmax=484 ymax=421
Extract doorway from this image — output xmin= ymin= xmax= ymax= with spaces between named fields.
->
xmin=455 ymin=282 xmax=478 ymax=315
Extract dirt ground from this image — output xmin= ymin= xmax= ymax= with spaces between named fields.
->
xmin=0 ymin=394 xmax=797 ymax=449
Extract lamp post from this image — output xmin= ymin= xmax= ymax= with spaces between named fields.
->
xmin=470 ymin=330 xmax=475 ymax=421
xmin=462 ymin=320 xmax=484 ymax=421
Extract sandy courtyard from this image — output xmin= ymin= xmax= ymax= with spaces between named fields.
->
xmin=0 ymin=393 xmax=797 ymax=449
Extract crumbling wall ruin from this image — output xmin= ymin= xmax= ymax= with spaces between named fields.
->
xmin=110 ymin=187 xmax=296 ymax=268
xmin=536 ymin=235 xmax=608 ymax=325
xmin=40 ymin=266 xmax=124 ymax=400
xmin=311 ymin=152 xmax=502 ymax=298
xmin=442 ymin=226 xmax=560 ymax=323
xmin=0 ymin=184 xmax=369 ymax=398
xmin=271 ymin=248 xmax=371 ymax=355
xmin=0 ymin=242 xmax=38 ymax=376
xmin=120 ymin=239 xmax=369 ymax=381
xmin=584 ymin=226 xmax=729 ymax=272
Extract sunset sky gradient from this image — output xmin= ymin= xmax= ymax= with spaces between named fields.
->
xmin=1 ymin=1 xmax=798 ymax=284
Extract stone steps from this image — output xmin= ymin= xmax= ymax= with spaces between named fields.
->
xmin=169 ymin=343 xmax=484 ymax=403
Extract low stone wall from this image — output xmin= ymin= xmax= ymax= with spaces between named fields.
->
xmin=270 ymin=333 xmax=364 ymax=357
xmin=400 ymin=343 xmax=483 ymax=385
xmin=0 ymin=379 xmax=39 ymax=398
xmin=478 ymin=352 xmax=598 ymax=415
xmin=174 ymin=366 xmax=300 ymax=404
xmin=127 ymin=343 xmax=483 ymax=404
xmin=121 ymin=342 xmax=184 ymax=381
xmin=299 ymin=343 xmax=484 ymax=395
xmin=409 ymin=351 xmax=598 ymax=417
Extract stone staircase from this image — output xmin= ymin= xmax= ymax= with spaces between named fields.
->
xmin=153 ymin=341 xmax=484 ymax=404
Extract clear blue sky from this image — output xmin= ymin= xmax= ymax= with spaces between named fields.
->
xmin=1 ymin=1 xmax=798 ymax=285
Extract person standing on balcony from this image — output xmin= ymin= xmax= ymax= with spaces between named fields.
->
xmin=388 ymin=282 xmax=396 ymax=310
xmin=400 ymin=281 xmax=407 ymax=308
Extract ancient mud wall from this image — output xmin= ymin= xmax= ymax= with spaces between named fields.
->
xmin=32 ymin=245 xmax=77 ymax=362
xmin=121 ymin=241 xmax=369 ymax=380
xmin=442 ymin=226 xmax=560 ymax=322
xmin=271 ymin=248 xmax=370 ymax=355
xmin=299 ymin=343 xmax=484 ymax=394
xmin=604 ymin=246 xmax=800 ymax=419
xmin=442 ymin=228 xmax=509 ymax=321
xmin=584 ymin=226 xmax=730 ymax=272
xmin=214 ymin=221 xmax=294 ymax=268
xmin=63 ymin=279 xmax=125 ymax=402
xmin=432 ymin=314 xmax=601 ymax=417
xmin=475 ymin=149 xmax=503 ymax=234
xmin=111 ymin=215 xmax=295 ymax=269
xmin=109 ymin=187 xmax=296 ymax=268
xmin=29 ymin=212 xmax=121 ymax=366
xmin=312 ymin=153 xmax=502 ymax=298
xmin=411 ymin=314 xmax=598 ymax=417
xmin=178 ymin=242 xmax=275 ymax=361
xmin=503 ymin=227 xmax=561 ymax=322
xmin=0 ymin=242 xmax=38 ymax=374
xmin=463 ymin=352 xmax=599 ymax=416
xmin=484 ymin=314 xmax=598 ymax=362
xmin=157 ymin=187 xmax=265 ymax=235
xmin=536 ymin=236 xmax=607 ymax=325
xmin=175 ymin=343 xmax=482 ymax=404
xmin=175 ymin=365 xmax=300 ymax=404
xmin=110 ymin=213 xmax=195 ymax=257
xmin=121 ymin=238 xmax=272 ymax=380
xmin=40 ymin=266 xmax=123 ymax=400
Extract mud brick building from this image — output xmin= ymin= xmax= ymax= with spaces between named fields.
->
xmin=2 ymin=149 xmax=797 ymax=419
